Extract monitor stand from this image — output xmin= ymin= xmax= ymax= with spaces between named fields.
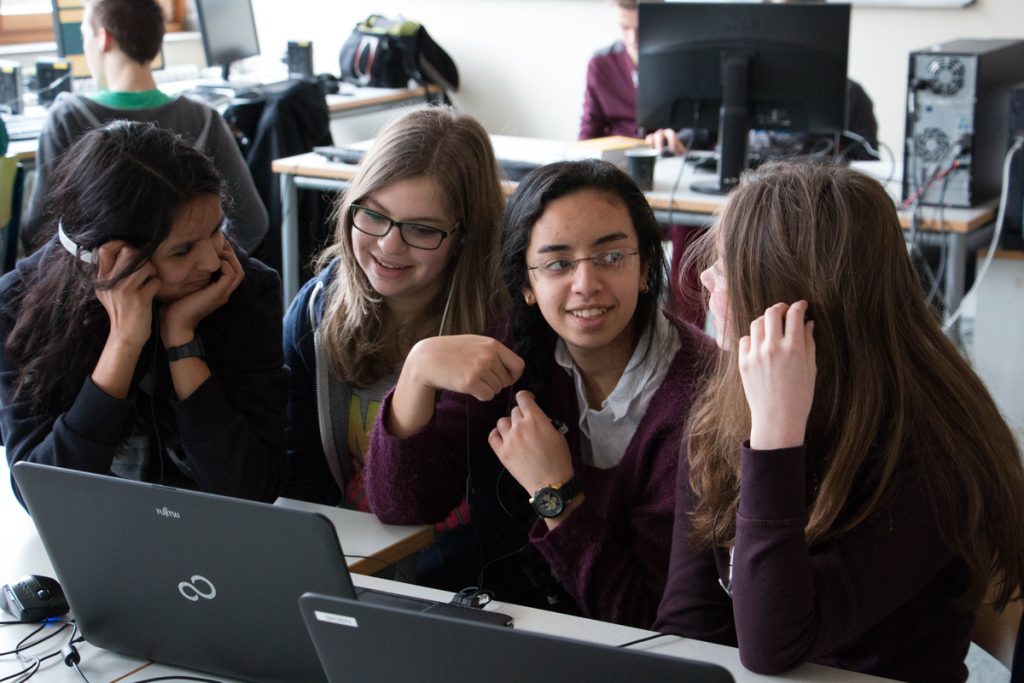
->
xmin=691 ymin=52 xmax=752 ymax=196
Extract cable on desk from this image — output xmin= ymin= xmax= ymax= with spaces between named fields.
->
xmin=29 ymin=72 xmax=73 ymax=100
xmin=0 ymin=621 xmax=62 ymax=657
xmin=616 ymin=632 xmax=677 ymax=648
xmin=839 ymin=130 xmax=898 ymax=196
xmin=128 ymin=677 xmax=225 ymax=683
xmin=903 ymin=135 xmax=966 ymax=310
xmin=924 ymin=171 xmax=954 ymax=308
xmin=0 ymin=620 xmax=82 ymax=683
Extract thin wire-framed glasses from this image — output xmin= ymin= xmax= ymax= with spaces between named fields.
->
xmin=526 ymin=249 xmax=640 ymax=281
xmin=350 ymin=204 xmax=456 ymax=250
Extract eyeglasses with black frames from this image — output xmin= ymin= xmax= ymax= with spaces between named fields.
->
xmin=350 ymin=204 xmax=457 ymax=251
xmin=526 ymin=249 xmax=640 ymax=281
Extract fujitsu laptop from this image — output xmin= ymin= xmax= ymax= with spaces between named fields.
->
xmin=300 ymin=593 xmax=736 ymax=683
xmin=12 ymin=462 xmax=511 ymax=683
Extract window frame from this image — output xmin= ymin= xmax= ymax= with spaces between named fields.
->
xmin=0 ymin=0 xmax=186 ymax=46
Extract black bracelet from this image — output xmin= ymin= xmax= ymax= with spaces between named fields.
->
xmin=165 ymin=337 xmax=205 ymax=361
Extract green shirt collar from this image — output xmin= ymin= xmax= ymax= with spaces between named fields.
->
xmin=90 ymin=89 xmax=173 ymax=110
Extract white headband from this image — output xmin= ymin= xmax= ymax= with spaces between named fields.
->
xmin=57 ymin=220 xmax=98 ymax=265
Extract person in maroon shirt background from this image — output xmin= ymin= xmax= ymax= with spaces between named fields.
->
xmin=578 ymin=0 xmax=703 ymax=327
xmin=656 ymin=161 xmax=1024 ymax=682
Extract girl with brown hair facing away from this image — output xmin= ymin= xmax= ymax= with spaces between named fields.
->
xmin=656 ymin=161 xmax=1024 ymax=682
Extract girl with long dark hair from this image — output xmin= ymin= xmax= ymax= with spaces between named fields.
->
xmin=366 ymin=159 xmax=714 ymax=628
xmin=1 ymin=121 xmax=287 ymax=506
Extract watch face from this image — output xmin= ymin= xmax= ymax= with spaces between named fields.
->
xmin=532 ymin=488 xmax=564 ymax=518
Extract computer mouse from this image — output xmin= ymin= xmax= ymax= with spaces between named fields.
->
xmin=659 ymin=148 xmax=677 ymax=158
xmin=0 ymin=574 xmax=70 ymax=622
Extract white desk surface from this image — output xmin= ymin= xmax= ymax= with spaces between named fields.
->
xmin=0 ymin=453 xmax=890 ymax=683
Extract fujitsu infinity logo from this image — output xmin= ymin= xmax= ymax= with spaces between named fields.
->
xmin=178 ymin=575 xmax=217 ymax=602
xmin=155 ymin=506 xmax=181 ymax=519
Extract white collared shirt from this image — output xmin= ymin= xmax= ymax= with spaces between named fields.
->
xmin=555 ymin=313 xmax=681 ymax=469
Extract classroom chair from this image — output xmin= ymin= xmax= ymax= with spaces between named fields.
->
xmin=971 ymin=594 xmax=1023 ymax=680
xmin=0 ymin=152 xmax=24 ymax=273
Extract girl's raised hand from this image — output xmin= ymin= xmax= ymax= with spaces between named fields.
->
xmin=738 ymin=300 xmax=816 ymax=450
xmin=94 ymin=241 xmax=161 ymax=350
xmin=387 ymin=335 xmax=526 ymax=438
xmin=405 ymin=335 xmax=525 ymax=402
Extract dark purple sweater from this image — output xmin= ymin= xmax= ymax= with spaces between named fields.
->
xmin=366 ymin=319 xmax=713 ymax=628
xmin=579 ymin=41 xmax=639 ymax=140
xmin=656 ymin=444 xmax=974 ymax=682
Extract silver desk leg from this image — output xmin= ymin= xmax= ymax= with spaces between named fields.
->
xmin=280 ymin=172 xmax=300 ymax=306
xmin=943 ymin=232 xmax=967 ymax=338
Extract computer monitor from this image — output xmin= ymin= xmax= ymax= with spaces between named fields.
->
xmin=194 ymin=0 xmax=261 ymax=82
xmin=637 ymin=2 xmax=850 ymax=195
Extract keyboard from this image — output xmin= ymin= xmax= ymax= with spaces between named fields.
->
xmin=2 ymin=112 xmax=47 ymax=141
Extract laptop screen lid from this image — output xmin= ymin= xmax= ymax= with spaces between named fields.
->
xmin=299 ymin=593 xmax=736 ymax=683
xmin=13 ymin=462 xmax=353 ymax=683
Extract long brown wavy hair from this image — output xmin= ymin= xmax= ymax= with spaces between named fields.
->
xmin=314 ymin=106 xmax=507 ymax=387
xmin=685 ymin=161 xmax=1024 ymax=610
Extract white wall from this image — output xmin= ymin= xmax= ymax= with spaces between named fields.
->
xmin=973 ymin=255 xmax=1024 ymax=449
xmin=245 ymin=0 xmax=1024 ymax=151
xmin=849 ymin=0 xmax=1024 ymax=156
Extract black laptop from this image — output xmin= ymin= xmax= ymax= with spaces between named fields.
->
xmin=300 ymin=593 xmax=736 ymax=683
xmin=12 ymin=462 xmax=511 ymax=683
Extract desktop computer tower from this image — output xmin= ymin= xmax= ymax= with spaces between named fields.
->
xmin=287 ymin=41 xmax=314 ymax=79
xmin=1003 ymin=83 xmax=1024 ymax=249
xmin=902 ymin=39 xmax=1024 ymax=209
xmin=0 ymin=61 xmax=23 ymax=115
xmin=35 ymin=59 xmax=72 ymax=107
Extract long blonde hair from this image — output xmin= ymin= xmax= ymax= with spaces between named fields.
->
xmin=686 ymin=161 xmax=1024 ymax=609
xmin=315 ymin=107 xmax=506 ymax=387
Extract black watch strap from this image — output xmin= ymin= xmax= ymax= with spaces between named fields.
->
xmin=165 ymin=337 xmax=205 ymax=362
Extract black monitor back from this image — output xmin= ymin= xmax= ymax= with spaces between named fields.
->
xmin=637 ymin=3 xmax=849 ymax=133
xmin=195 ymin=0 xmax=261 ymax=80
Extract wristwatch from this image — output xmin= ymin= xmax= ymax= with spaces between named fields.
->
xmin=165 ymin=337 xmax=206 ymax=362
xmin=529 ymin=476 xmax=583 ymax=518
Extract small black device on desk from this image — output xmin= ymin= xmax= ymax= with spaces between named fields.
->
xmin=287 ymin=41 xmax=314 ymax=79
xmin=1 ymin=574 xmax=70 ymax=622
xmin=0 ymin=61 xmax=24 ymax=115
xmin=35 ymin=59 xmax=73 ymax=107
xmin=314 ymin=145 xmax=365 ymax=164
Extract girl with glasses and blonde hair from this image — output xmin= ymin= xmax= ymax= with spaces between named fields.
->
xmin=656 ymin=161 xmax=1024 ymax=681
xmin=366 ymin=159 xmax=715 ymax=627
xmin=281 ymin=107 xmax=506 ymax=540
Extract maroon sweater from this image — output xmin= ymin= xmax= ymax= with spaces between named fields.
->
xmin=366 ymin=320 xmax=714 ymax=628
xmin=579 ymin=41 xmax=639 ymax=140
xmin=656 ymin=444 xmax=974 ymax=682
